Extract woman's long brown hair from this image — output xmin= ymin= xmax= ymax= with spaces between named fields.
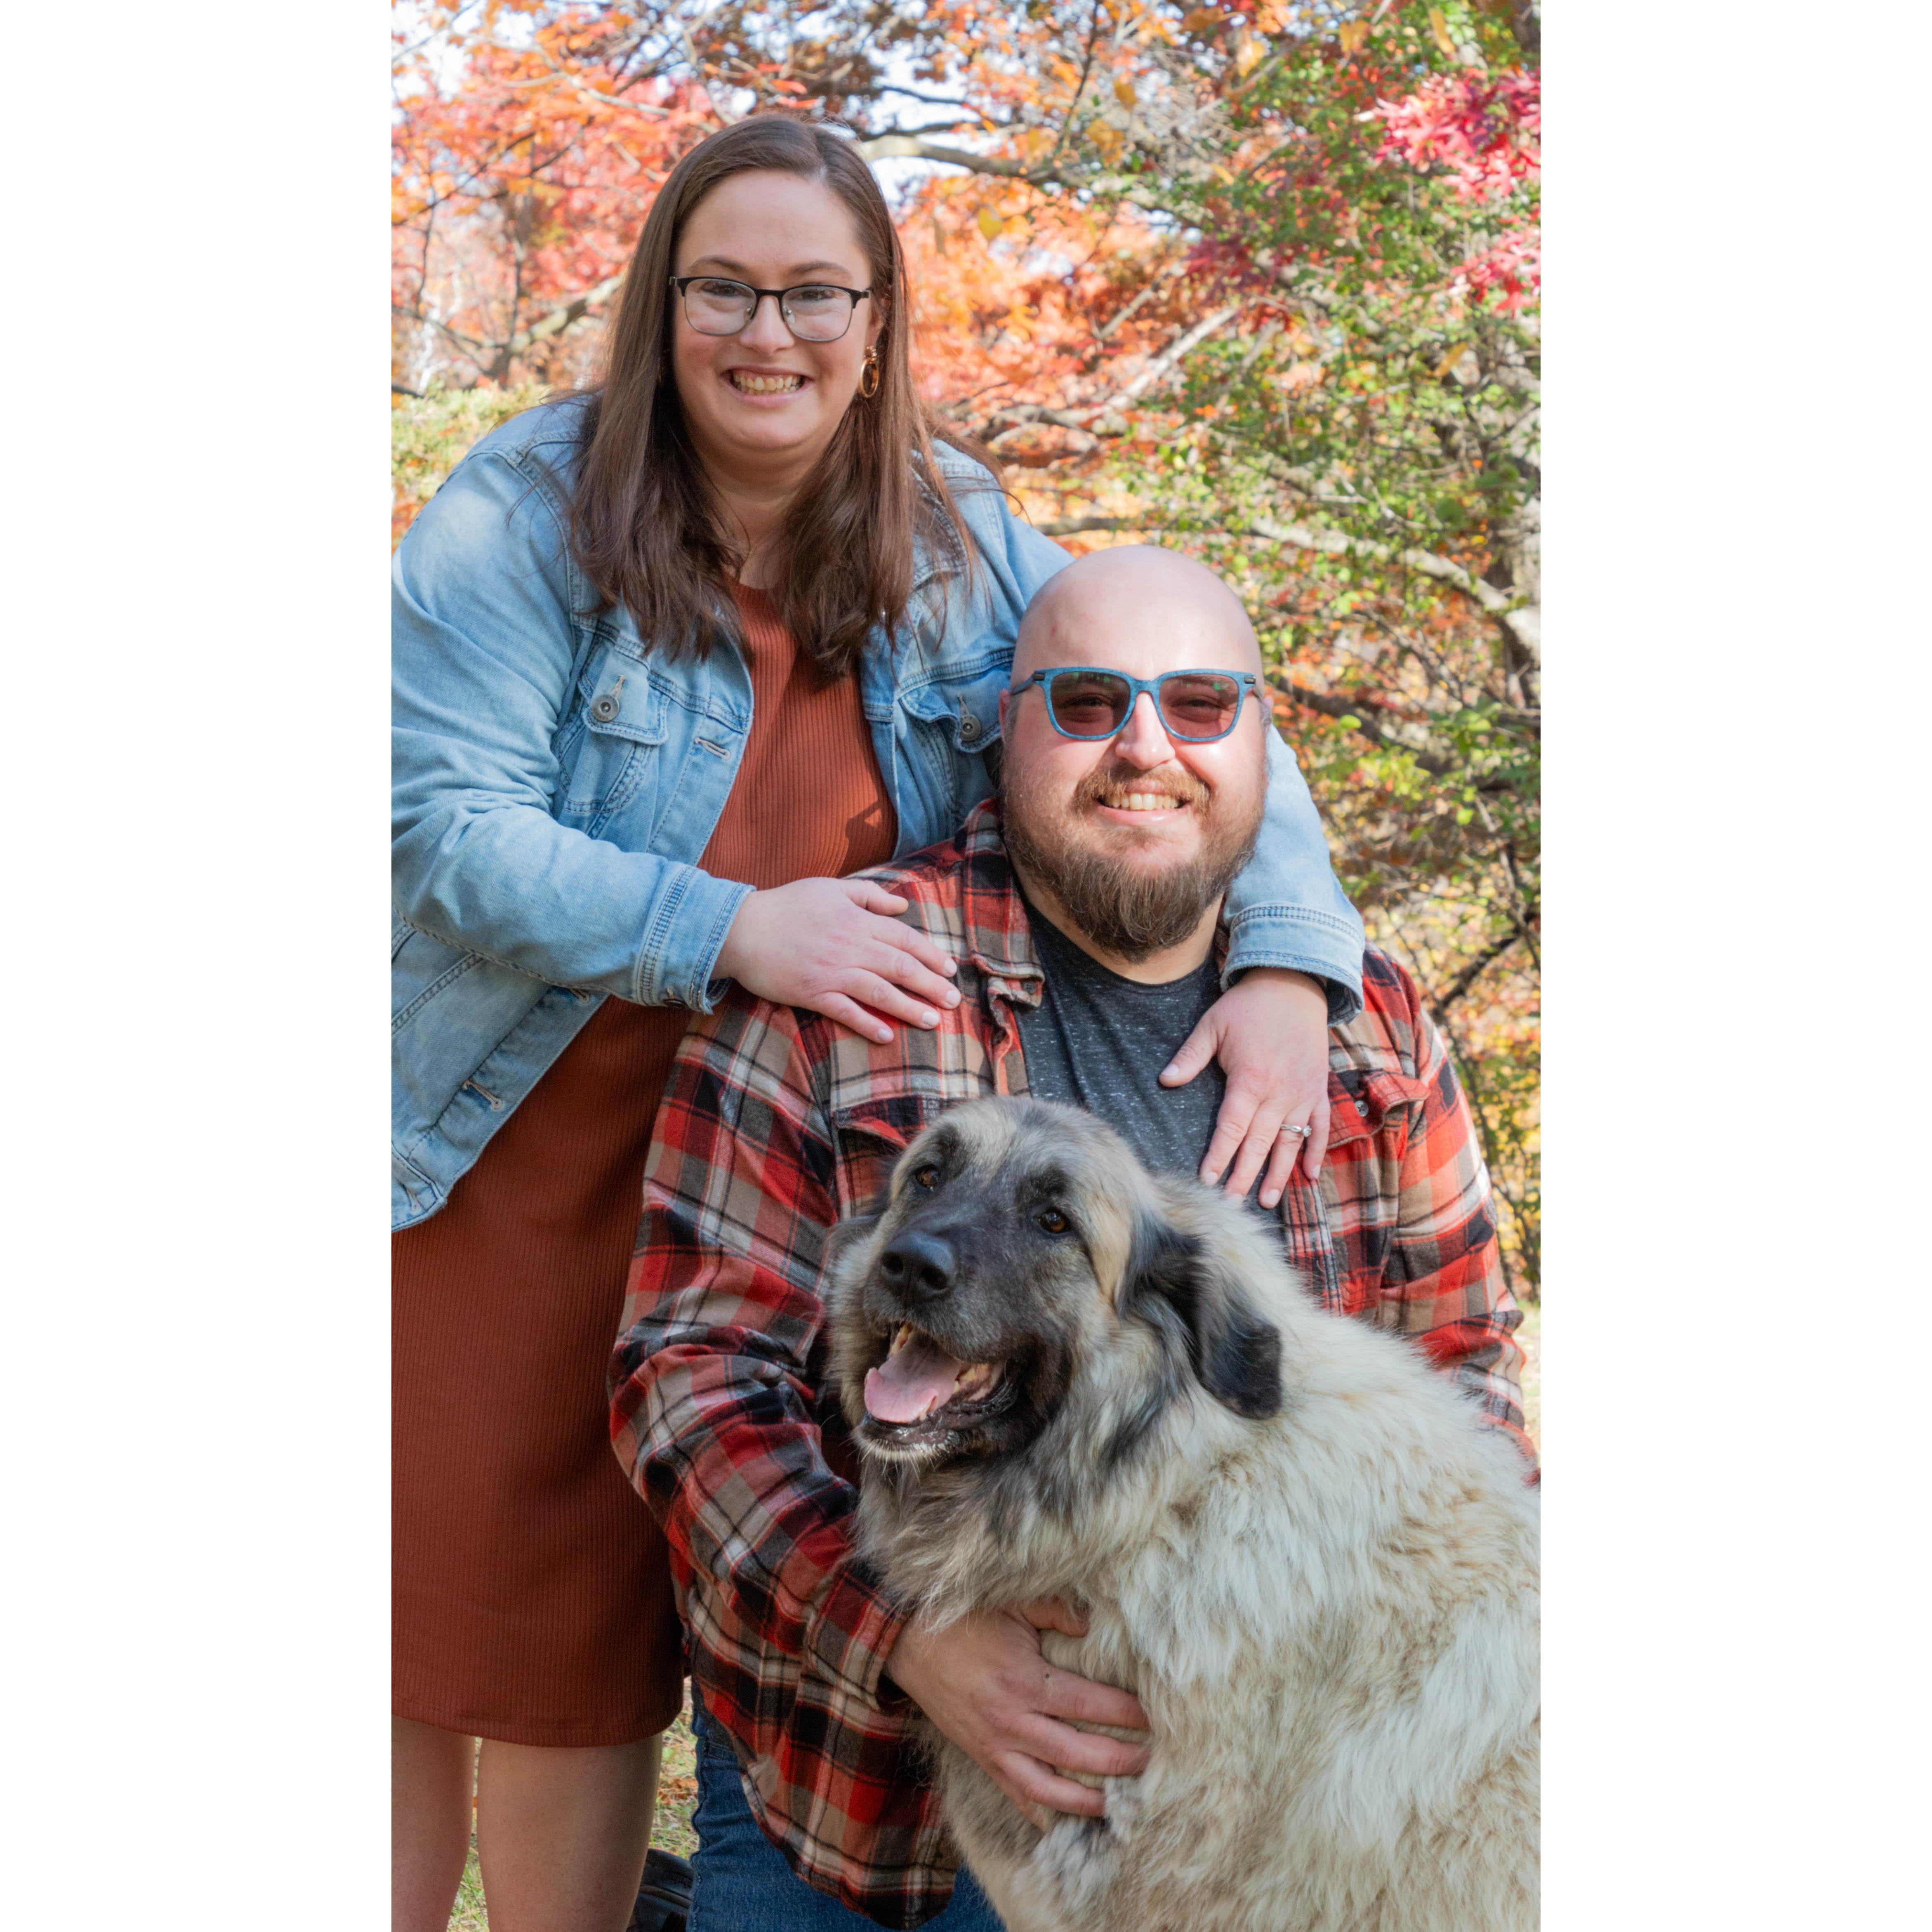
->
xmin=567 ymin=117 xmax=985 ymax=680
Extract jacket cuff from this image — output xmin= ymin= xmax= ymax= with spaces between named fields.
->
xmin=633 ymin=867 xmax=756 ymax=1013
xmin=1222 ymin=905 xmax=1366 ymax=1024
xmin=803 ymin=1567 xmax=913 ymax=1707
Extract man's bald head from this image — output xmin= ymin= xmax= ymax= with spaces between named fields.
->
xmin=998 ymin=545 xmax=1271 ymax=973
xmin=1013 ymin=545 xmax=1263 ymax=684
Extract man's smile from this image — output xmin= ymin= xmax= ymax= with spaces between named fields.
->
xmin=1077 ymin=771 xmax=1208 ymax=830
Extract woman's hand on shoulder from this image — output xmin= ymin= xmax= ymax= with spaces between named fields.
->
xmin=713 ymin=877 xmax=961 ymax=1044
xmin=1161 ymin=967 xmax=1333 ymax=1207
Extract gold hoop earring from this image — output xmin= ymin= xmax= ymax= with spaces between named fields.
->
xmin=858 ymin=349 xmax=881 ymax=399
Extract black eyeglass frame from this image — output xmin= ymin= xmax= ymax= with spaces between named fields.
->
xmin=1008 ymin=667 xmax=1264 ymax=743
xmin=668 ymin=275 xmax=874 ymax=342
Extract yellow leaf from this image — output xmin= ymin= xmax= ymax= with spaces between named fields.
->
xmin=1183 ymin=7 xmax=1220 ymax=34
xmin=1428 ymin=7 xmax=1459 ymax=61
xmin=1338 ymin=21 xmax=1369 ymax=54
xmin=1113 ymin=75 xmax=1137 ymax=107
xmin=976 ymin=207 xmax=1004 ymax=241
xmin=1091 ymin=121 xmax=1124 ymax=163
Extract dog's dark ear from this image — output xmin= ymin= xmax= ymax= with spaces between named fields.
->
xmin=1122 ymin=1210 xmax=1283 ymax=1420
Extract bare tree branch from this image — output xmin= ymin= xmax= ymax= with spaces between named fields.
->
xmin=1096 ymin=302 xmax=1244 ymax=410
xmin=853 ymin=133 xmax=1040 ymax=178
xmin=391 ymin=0 xmax=483 ymax=69
xmin=1507 ymin=1 xmax=1541 ymax=64
xmin=852 ymin=134 xmax=1194 ymax=231
xmin=1247 ymin=517 xmax=1541 ymax=662
xmin=1030 ymin=508 xmax=1537 ymax=655
xmin=392 ymin=304 xmax=489 ymax=357
xmin=1035 ymin=515 xmax=1140 ymax=536
xmin=1431 ymin=929 xmax=1525 ymax=1019
xmin=506 ymin=270 xmax=626 ymax=357
xmin=1092 ymin=255 xmax=1190 ymax=344
xmin=981 ymin=304 xmax=1244 ymax=446
xmin=1269 ymin=680 xmax=1456 ymax=777
xmin=867 ymin=83 xmax=990 ymax=115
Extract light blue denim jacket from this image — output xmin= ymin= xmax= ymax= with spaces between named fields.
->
xmin=393 ymin=399 xmax=1364 ymax=1228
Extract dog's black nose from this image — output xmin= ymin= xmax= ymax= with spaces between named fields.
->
xmin=877 ymin=1230 xmax=956 ymax=1303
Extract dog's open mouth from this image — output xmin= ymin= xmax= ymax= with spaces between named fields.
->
xmin=863 ymin=1323 xmax=1010 ymax=1432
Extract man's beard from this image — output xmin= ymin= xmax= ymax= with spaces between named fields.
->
xmin=1000 ymin=754 xmax=1265 ymax=963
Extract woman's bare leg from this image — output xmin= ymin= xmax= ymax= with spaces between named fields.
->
xmin=475 ymin=1732 xmax=663 ymax=1932
xmin=393 ymin=1718 xmax=477 ymax=1932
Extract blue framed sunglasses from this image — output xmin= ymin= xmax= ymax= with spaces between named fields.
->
xmin=1008 ymin=666 xmax=1262 ymax=743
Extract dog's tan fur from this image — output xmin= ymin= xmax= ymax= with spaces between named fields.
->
xmin=826 ymin=1098 xmax=1539 ymax=1932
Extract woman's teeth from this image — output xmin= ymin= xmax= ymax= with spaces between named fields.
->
xmin=729 ymin=371 xmax=804 ymax=394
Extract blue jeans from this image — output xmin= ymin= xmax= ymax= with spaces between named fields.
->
xmin=688 ymin=1711 xmax=1007 ymax=1931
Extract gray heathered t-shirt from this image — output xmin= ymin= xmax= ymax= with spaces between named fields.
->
xmin=1015 ymin=893 xmax=1254 ymax=1197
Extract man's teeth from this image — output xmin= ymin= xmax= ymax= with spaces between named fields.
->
xmin=730 ymin=371 xmax=803 ymax=393
xmin=1110 ymin=792 xmax=1183 ymax=811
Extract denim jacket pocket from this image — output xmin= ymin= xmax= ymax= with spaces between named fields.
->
xmin=897 ymin=665 xmax=1008 ymax=835
xmin=391 ymin=923 xmax=484 ymax=1035
xmin=557 ymin=646 xmax=670 ymax=827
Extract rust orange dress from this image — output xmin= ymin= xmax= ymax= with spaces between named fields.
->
xmin=393 ymin=587 xmax=898 ymax=1745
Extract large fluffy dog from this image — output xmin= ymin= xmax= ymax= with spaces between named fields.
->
xmin=826 ymin=1097 xmax=1539 ymax=1932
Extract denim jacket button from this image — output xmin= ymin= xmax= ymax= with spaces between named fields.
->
xmin=591 ymin=693 xmax=620 ymax=723
xmin=958 ymin=714 xmax=982 ymax=741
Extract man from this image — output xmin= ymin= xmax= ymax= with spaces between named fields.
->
xmin=610 ymin=547 xmax=1532 ymax=1931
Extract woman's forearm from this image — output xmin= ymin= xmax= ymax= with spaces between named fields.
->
xmin=1220 ymin=723 xmax=1366 ymax=1021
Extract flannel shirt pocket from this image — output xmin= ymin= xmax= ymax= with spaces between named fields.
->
xmin=828 ymin=1094 xmax=948 ymax=1216
xmin=1320 ymin=1066 xmax=1427 ymax=1316
xmin=1326 ymin=1065 xmax=1424 ymax=1152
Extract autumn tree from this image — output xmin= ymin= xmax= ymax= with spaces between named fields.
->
xmin=391 ymin=0 xmax=1542 ymax=1287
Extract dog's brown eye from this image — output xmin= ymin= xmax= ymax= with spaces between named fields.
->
xmin=1037 ymin=1208 xmax=1069 ymax=1234
xmin=912 ymin=1164 xmax=940 ymax=1191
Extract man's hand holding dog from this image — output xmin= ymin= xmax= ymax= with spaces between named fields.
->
xmin=886 ymin=1597 xmax=1151 ymax=1831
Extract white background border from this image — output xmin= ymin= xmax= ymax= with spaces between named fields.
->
xmin=4 ymin=3 xmax=1925 ymax=1923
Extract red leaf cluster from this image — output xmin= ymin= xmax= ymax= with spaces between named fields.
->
xmin=1366 ymin=70 xmax=1541 ymax=206
xmin=1364 ymin=69 xmax=1539 ymax=311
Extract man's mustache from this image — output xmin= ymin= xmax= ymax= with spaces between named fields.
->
xmin=1072 ymin=762 xmax=1212 ymax=812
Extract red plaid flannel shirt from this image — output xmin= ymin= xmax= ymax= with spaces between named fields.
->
xmin=610 ymin=802 xmax=1531 ymax=1928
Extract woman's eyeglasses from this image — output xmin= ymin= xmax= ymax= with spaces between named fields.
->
xmin=1008 ymin=667 xmax=1262 ymax=743
xmin=669 ymin=275 xmax=872 ymax=343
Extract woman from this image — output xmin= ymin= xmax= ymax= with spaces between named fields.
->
xmin=392 ymin=116 xmax=1364 ymax=1932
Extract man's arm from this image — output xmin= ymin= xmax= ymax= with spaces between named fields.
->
xmin=1367 ymin=966 xmax=1538 ymax=1473
xmin=609 ymin=995 xmax=912 ymax=1741
xmin=609 ymin=992 xmax=976 ymax=1922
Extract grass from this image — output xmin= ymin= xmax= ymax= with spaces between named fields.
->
xmin=443 ymin=1337 xmax=1542 ymax=1928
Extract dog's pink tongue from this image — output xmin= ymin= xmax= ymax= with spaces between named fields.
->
xmin=865 ymin=1337 xmax=967 ymax=1423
